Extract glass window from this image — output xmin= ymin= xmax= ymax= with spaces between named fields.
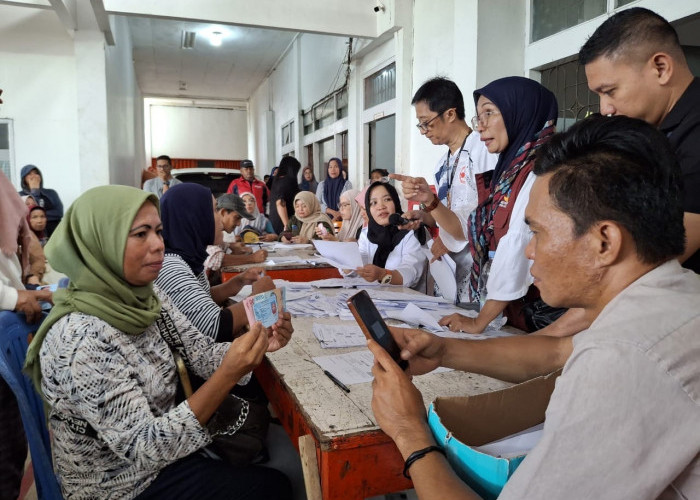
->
xmin=0 ymin=120 xmax=13 ymax=180
xmin=281 ymin=121 xmax=294 ymax=147
xmin=531 ymin=0 xmax=606 ymax=42
xmin=302 ymin=110 xmax=313 ymax=136
xmin=364 ymin=62 xmax=396 ymax=110
xmin=336 ymin=87 xmax=348 ymax=119
xmin=539 ymin=57 xmax=600 ymax=130
xmin=314 ymin=99 xmax=334 ymax=130
xmin=616 ymin=0 xmax=637 ymax=6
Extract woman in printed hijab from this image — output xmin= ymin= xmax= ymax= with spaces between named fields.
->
xmin=439 ymin=76 xmax=562 ymax=335
xmin=25 ymin=185 xmax=293 ymax=500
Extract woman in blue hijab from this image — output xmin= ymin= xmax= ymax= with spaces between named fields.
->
xmin=440 ymin=76 xmax=561 ymax=334
xmin=316 ymin=157 xmax=352 ymax=220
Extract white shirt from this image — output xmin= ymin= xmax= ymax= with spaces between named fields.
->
xmin=435 ymin=131 xmax=499 ymax=254
xmin=486 ymin=172 xmax=535 ymax=301
xmin=500 ymin=261 xmax=700 ymax=499
xmin=0 ymin=252 xmax=24 ymax=311
xmin=358 ymin=228 xmax=426 ymax=289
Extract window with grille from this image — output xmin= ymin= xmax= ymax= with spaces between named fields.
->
xmin=364 ymin=63 xmax=396 ymax=110
xmin=539 ymin=57 xmax=600 ymax=130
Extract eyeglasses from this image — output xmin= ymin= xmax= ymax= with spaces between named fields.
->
xmin=471 ymin=110 xmax=501 ymax=129
xmin=416 ymin=109 xmax=450 ymax=132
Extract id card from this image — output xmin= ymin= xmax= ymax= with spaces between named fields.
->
xmin=243 ymin=288 xmax=286 ymax=328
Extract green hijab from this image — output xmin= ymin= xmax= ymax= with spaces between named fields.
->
xmin=25 ymin=185 xmax=162 ymax=393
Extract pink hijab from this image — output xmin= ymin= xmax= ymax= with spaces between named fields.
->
xmin=0 ymin=172 xmax=32 ymax=272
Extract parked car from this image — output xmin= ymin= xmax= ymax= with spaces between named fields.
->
xmin=171 ymin=167 xmax=240 ymax=197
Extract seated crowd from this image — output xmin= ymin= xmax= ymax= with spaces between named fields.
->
xmin=0 ymin=7 xmax=697 ymax=500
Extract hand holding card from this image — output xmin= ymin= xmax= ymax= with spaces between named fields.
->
xmin=243 ymin=288 xmax=287 ymax=328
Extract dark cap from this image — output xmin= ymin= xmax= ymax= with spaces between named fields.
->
xmin=216 ymin=193 xmax=254 ymax=219
xmin=240 ymin=159 xmax=255 ymax=169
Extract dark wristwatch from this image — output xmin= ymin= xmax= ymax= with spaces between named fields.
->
xmin=419 ymin=194 xmax=440 ymax=213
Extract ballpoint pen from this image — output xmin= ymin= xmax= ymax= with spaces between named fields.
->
xmin=323 ymin=370 xmax=351 ymax=393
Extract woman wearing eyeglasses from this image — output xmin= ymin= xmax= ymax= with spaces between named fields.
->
xmin=394 ymin=77 xmax=498 ymax=304
xmin=437 ymin=76 xmax=563 ymax=334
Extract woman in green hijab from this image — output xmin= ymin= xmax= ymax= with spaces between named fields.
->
xmin=24 ymin=185 xmax=292 ymax=500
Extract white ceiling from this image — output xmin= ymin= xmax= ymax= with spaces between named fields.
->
xmin=127 ymin=16 xmax=298 ymax=100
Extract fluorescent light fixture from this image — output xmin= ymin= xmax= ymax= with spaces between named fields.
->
xmin=181 ymin=31 xmax=196 ymax=49
xmin=209 ymin=31 xmax=224 ymax=47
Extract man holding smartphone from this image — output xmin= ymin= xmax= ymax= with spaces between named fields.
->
xmin=369 ymin=115 xmax=700 ymax=499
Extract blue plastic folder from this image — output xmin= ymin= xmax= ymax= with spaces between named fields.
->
xmin=427 ymin=371 xmax=560 ymax=499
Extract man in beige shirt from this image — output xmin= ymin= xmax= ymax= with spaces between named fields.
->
xmin=369 ymin=115 xmax=700 ymax=499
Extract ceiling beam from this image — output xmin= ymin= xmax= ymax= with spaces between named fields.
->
xmin=47 ymin=0 xmax=76 ymax=30
xmin=102 ymin=0 xmax=383 ymax=38
xmin=89 ymin=0 xmax=115 ymax=45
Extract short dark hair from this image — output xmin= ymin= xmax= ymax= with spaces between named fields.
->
xmin=534 ymin=114 xmax=685 ymax=265
xmin=156 ymin=155 xmax=172 ymax=164
xmin=411 ymin=77 xmax=465 ymax=120
xmin=578 ymin=7 xmax=684 ymax=66
xmin=370 ymin=168 xmax=389 ymax=178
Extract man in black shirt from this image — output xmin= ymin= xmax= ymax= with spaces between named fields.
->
xmin=580 ymin=7 xmax=700 ymax=274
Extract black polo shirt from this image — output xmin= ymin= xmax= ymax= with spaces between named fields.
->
xmin=660 ymin=77 xmax=700 ymax=273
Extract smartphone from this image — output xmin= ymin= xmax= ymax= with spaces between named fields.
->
xmin=347 ymin=290 xmax=408 ymax=370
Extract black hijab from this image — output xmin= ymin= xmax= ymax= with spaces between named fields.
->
xmin=365 ymin=181 xmax=409 ymax=268
xmin=161 ymin=183 xmax=215 ymax=275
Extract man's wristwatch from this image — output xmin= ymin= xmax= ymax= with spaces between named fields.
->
xmin=419 ymin=194 xmax=440 ymax=213
xmin=380 ymin=271 xmax=393 ymax=285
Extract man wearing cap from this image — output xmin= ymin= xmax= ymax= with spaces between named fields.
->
xmin=143 ymin=155 xmax=181 ymax=198
xmin=226 ymin=159 xmax=269 ymax=215
xmin=216 ymin=194 xmax=267 ymax=266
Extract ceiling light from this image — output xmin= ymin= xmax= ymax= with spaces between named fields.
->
xmin=209 ymin=31 xmax=224 ymax=47
xmin=181 ymin=31 xmax=196 ymax=49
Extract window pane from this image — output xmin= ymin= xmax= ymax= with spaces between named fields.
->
xmin=531 ymin=0 xmax=606 ymax=41
xmin=0 ymin=121 xmax=11 ymax=180
xmin=616 ymin=0 xmax=637 ymax=6
xmin=364 ymin=62 xmax=396 ymax=110
xmin=540 ymin=57 xmax=600 ymax=131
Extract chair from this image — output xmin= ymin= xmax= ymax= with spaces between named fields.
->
xmin=0 ymin=310 xmax=63 ymax=499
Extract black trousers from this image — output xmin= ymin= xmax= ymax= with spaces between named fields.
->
xmin=135 ymin=452 xmax=292 ymax=500
xmin=0 ymin=378 xmax=27 ymax=500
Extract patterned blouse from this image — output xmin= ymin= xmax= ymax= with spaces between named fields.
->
xmin=39 ymin=286 xmax=230 ymax=499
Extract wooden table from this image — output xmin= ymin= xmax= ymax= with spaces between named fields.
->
xmin=255 ymin=287 xmax=512 ymax=500
xmin=222 ymin=245 xmax=341 ymax=282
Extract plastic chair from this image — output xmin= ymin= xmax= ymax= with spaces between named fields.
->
xmin=0 ymin=310 xmax=63 ymax=499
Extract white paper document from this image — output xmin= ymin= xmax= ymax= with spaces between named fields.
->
xmin=265 ymin=256 xmax=304 ymax=265
xmin=308 ymin=277 xmax=379 ymax=288
xmin=272 ymin=243 xmax=313 ymax=250
xmin=312 ymin=240 xmax=364 ymax=270
xmin=473 ymin=423 xmax=544 ymax=458
xmin=424 ymin=242 xmax=458 ymax=303
xmin=386 ymin=303 xmax=444 ymax=332
xmin=313 ymin=350 xmax=451 ymax=386
xmin=312 ymin=323 xmax=366 ymax=348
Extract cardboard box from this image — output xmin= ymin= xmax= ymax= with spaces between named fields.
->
xmin=427 ymin=371 xmax=560 ymax=499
